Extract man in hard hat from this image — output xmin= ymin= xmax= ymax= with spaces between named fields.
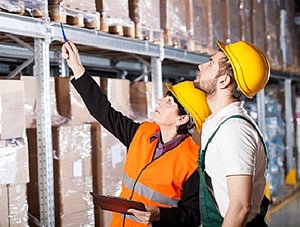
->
xmin=62 ymin=41 xmax=211 ymax=227
xmin=194 ymin=40 xmax=270 ymax=227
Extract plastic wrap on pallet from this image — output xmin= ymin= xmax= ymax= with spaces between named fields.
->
xmin=190 ymin=0 xmax=213 ymax=54
xmin=99 ymin=0 xmax=129 ymax=20
xmin=280 ymin=0 xmax=297 ymax=69
xmin=129 ymin=0 xmax=162 ymax=42
xmin=265 ymin=85 xmax=286 ymax=198
xmin=265 ymin=0 xmax=283 ymax=70
xmin=0 ymin=186 xmax=9 ymax=226
xmin=26 ymin=124 xmax=94 ymax=226
xmin=54 ymin=124 xmax=94 ymax=226
xmin=95 ymin=78 xmax=131 ymax=226
xmin=251 ymin=0 xmax=266 ymax=51
xmin=0 ymin=0 xmax=25 ymax=14
xmin=63 ymin=0 xmax=98 ymax=18
xmin=24 ymin=0 xmax=45 ymax=18
xmin=211 ymin=0 xmax=227 ymax=50
xmin=0 ymin=184 xmax=29 ymax=226
xmin=238 ymin=0 xmax=251 ymax=42
xmin=0 ymin=80 xmax=25 ymax=140
xmin=225 ymin=0 xmax=241 ymax=43
xmin=161 ymin=0 xmax=189 ymax=49
xmin=96 ymin=0 xmax=133 ymax=30
xmin=49 ymin=0 xmax=99 ymax=28
xmin=130 ymin=81 xmax=155 ymax=122
xmin=8 ymin=184 xmax=29 ymax=226
xmin=22 ymin=76 xmax=68 ymax=128
xmin=0 ymin=138 xmax=29 ymax=185
xmin=68 ymin=77 xmax=100 ymax=123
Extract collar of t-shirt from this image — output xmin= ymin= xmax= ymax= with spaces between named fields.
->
xmin=150 ymin=131 xmax=189 ymax=160
xmin=201 ymin=101 xmax=246 ymax=147
xmin=205 ymin=101 xmax=244 ymax=123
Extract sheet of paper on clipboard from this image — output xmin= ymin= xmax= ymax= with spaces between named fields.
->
xmin=90 ymin=192 xmax=146 ymax=215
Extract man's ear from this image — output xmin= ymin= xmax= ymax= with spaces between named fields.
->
xmin=176 ymin=115 xmax=189 ymax=126
xmin=219 ymin=75 xmax=232 ymax=89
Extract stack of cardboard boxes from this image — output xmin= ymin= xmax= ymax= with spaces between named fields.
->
xmin=0 ymin=80 xmax=29 ymax=226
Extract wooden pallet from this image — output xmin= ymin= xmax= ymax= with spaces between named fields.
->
xmin=163 ymin=29 xmax=193 ymax=50
xmin=193 ymin=43 xmax=214 ymax=55
xmin=134 ymin=23 xmax=163 ymax=44
xmin=100 ymin=14 xmax=135 ymax=38
xmin=49 ymin=4 xmax=100 ymax=29
xmin=0 ymin=2 xmax=45 ymax=18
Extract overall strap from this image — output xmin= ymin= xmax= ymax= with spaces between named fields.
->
xmin=200 ymin=115 xmax=268 ymax=172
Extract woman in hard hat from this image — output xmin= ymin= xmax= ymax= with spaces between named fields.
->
xmin=62 ymin=41 xmax=211 ymax=227
xmin=194 ymin=40 xmax=270 ymax=227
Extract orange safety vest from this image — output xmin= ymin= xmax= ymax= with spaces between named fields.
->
xmin=110 ymin=122 xmax=199 ymax=227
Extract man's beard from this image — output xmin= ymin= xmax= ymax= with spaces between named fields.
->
xmin=194 ymin=78 xmax=217 ymax=96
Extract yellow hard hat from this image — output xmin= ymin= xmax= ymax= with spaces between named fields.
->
xmin=217 ymin=40 xmax=270 ymax=99
xmin=165 ymin=81 xmax=211 ymax=133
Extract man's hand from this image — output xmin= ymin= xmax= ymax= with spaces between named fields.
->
xmin=61 ymin=41 xmax=85 ymax=79
xmin=128 ymin=205 xmax=160 ymax=225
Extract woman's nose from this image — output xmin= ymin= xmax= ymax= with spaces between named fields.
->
xmin=157 ymin=98 xmax=162 ymax=106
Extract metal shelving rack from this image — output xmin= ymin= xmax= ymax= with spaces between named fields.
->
xmin=0 ymin=11 xmax=212 ymax=226
xmin=0 ymin=8 xmax=299 ymax=225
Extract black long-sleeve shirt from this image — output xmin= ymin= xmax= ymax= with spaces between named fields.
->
xmin=71 ymin=73 xmax=200 ymax=227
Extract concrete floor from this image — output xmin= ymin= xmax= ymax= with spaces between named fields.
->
xmin=267 ymin=192 xmax=300 ymax=227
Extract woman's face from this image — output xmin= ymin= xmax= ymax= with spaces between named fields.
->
xmin=152 ymin=95 xmax=180 ymax=128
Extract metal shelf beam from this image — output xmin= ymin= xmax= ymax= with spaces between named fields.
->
xmin=0 ymin=12 xmax=47 ymax=38
xmin=0 ymin=12 xmax=210 ymax=64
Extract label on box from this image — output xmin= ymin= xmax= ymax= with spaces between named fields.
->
xmin=73 ymin=160 xmax=82 ymax=177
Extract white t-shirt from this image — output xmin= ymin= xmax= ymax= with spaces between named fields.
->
xmin=201 ymin=101 xmax=267 ymax=221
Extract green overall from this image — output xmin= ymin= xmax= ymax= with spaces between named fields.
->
xmin=198 ymin=115 xmax=270 ymax=227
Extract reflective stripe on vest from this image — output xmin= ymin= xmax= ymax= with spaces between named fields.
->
xmin=123 ymin=172 xmax=179 ymax=207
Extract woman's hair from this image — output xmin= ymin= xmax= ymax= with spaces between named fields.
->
xmin=217 ymin=55 xmax=246 ymax=101
xmin=166 ymin=91 xmax=195 ymax=135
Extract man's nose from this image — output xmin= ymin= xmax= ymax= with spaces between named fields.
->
xmin=198 ymin=63 xmax=204 ymax=71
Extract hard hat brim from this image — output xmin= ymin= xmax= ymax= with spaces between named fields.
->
xmin=216 ymin=40 xmax=226 ymax=53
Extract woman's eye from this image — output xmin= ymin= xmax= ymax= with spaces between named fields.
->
xmin=167 ymin=98 xmax=173 ymax=104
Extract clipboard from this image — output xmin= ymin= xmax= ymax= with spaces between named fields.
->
xmin=90 ymin=192 xmax=146 ymax=215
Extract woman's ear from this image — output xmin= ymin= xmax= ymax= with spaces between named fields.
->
xmin=176 ymin=115 xmax=189 ymax=126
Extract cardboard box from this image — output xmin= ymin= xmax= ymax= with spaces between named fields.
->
xmin=252 ymin=0 xmax=266 ymax=51
xmin=0 ymin=80 xmax=25 ymax=139
xmin=0 ymin=186 xmax=9 ymax=227
xmin=130 ymin=81 xmax=155 ymax=122
xmin=189 ymin=0 xmax=213 ymax=53
xmin=95 ymin=0 xmax=134 ymax=36
xmin=0 ymin=184 xmax=29 ymax=227
xmin=22 ymin=76 xmax=69 ymax=128
xmin=0 ymin=139 xmax=29 ymax=185
xmin=129 ymin=0 xmax=162 ymax=42
xmin=264 ymin=0 xmax=283 ymax=69
xmin=160 ymin=0 xmax=190 ymax=49
xmin=8 ymin=184 xmax=29 ymax=227
xmin=27 ymin=123 xmax=94 ymax=227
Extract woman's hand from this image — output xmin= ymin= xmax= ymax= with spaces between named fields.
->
xmin=61 ymin=40 xmax=85 ymax=79
xmin=128 ymin=205 xmax=160 ymax=225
